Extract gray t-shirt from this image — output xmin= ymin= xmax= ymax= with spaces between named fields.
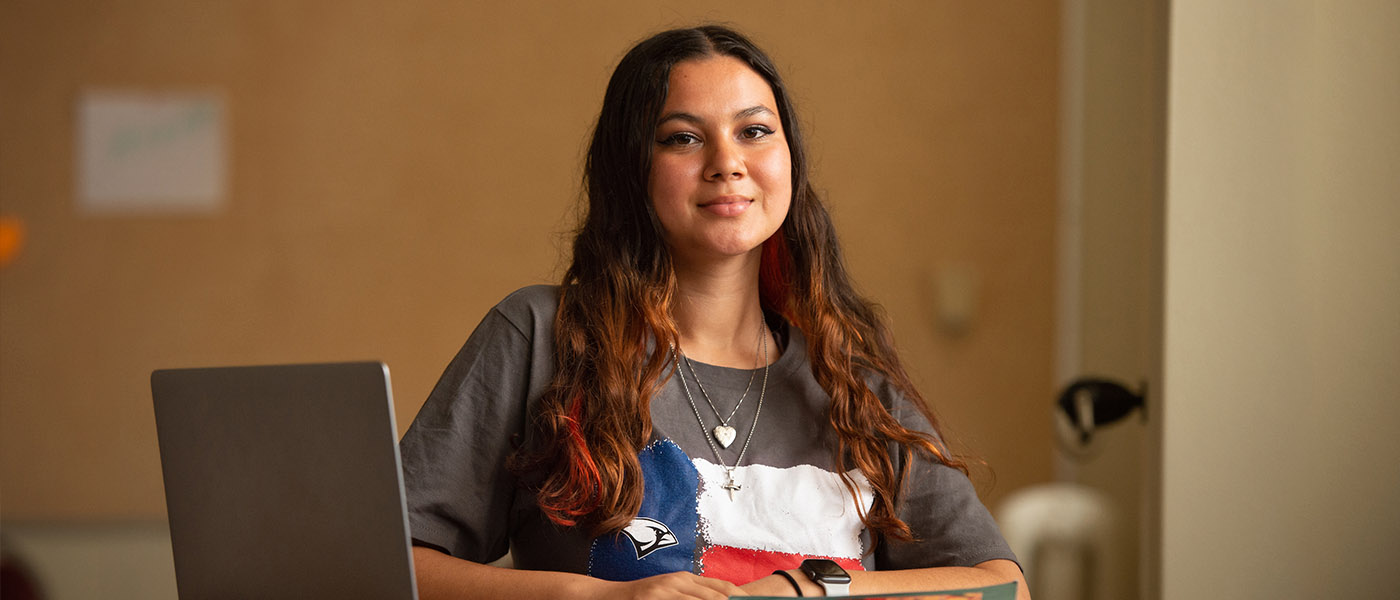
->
xmin=400 ymin=285 xmax=1015 ymax=584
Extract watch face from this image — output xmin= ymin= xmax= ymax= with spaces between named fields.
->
xmin=801 ymin=559 xmax=852 ymax=583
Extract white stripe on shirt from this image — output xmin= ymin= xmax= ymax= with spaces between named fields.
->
xmin=692 ymin=458 xmax=873 ymax=560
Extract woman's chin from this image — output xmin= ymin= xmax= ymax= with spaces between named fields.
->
xmin=672 ymin=239 xmax=769 ymax=266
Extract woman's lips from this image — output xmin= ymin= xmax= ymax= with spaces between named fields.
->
xmin=700 ymin=196 xmax=752 ymax=217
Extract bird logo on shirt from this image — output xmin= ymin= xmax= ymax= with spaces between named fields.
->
xmin=620 ymin=517 xmax=678 ymax=559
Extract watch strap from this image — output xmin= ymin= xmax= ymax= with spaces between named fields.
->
xmin=817 ymin=579 xmax=850 ymax=596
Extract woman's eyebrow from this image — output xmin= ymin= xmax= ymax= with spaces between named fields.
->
xmin=657 ymin=111 xmax=703 ymax=126
xmin=656 ymin=105 xmax=777 ymax=126
xmin=734 ymin=105 xmax=776 ymax=120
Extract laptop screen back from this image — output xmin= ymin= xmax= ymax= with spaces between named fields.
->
xmin=151 ymin=362 xmax=417 ymax=600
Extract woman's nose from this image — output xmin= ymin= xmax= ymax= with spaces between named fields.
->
xmin=705 ymin=139 xmax=745 ymax=181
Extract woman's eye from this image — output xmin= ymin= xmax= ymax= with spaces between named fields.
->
xmin=659 ymin=132 xmax=700 ymax=146
xmin=741 ymin=125 xmax=775 ymax=140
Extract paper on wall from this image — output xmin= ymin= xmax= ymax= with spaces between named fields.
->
xmin=76 ymin=90 xmax=228 ymax=215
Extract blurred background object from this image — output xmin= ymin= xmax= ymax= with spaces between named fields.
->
xmin=2 ymin=538 xmax=46 ymax=600
xmin=0 ymin=216 xmax=25 ymax=268
xmin=998 ymin=483 xmax=1120 ymax=600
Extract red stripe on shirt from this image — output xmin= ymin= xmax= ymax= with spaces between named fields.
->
xmin=699 ymin=545 xmax=864 ymax=585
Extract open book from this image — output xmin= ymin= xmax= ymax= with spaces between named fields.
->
xmin=731 ymin=581 xmax=1018 ymax=600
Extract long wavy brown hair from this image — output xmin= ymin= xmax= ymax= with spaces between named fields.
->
xmin=507 ymin=25 xmax=966 ymax=546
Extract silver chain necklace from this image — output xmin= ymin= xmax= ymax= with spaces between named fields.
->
xmin=681 ymin=323 xmax=763 ymax=449
xmin=673 ymin=321 xmax=770 ymax=501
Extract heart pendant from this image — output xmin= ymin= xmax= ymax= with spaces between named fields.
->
xmin=713 ymin=425 xmax=737 ymax=448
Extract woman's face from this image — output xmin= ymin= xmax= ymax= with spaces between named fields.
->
xmin=648 ymin=56 xmax=792 ymax=267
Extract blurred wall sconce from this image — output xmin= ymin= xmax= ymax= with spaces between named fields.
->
xmin=932 ymin=262 xmax=980 ymax=337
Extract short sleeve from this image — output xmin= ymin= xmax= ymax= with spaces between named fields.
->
xmin=398 ymin=287 xmax=556 ymax=562
xmin=874 ymin=390 xmax=1019 ymax=570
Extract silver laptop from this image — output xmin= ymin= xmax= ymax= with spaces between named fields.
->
xmin=151 ymin=362 xmax=418 ymax=600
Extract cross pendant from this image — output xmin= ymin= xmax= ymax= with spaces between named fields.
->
xmin=722 ymin=471 xmax=742 ymax=501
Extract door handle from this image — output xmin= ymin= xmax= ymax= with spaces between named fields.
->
xmin=1056 ymin=378 xmax=1147 ymax=445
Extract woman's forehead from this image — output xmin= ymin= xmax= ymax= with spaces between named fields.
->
xmin=660 ymin=56 xmax=778 ymax=119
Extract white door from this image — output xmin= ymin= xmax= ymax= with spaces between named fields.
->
xmin=1051 ymin=1 xmax=1167 ymax=599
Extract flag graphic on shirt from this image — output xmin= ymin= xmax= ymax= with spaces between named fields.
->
xmin=588 ymin=440 xmax=699 ymax=580
xmin=586 ymin=438 xmax=872 ymax=585
xmin=692 ymin=458 xmax=871 ymax=583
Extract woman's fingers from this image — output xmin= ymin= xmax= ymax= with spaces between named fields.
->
xmin=599 ymin=571 xmax=745 ymax=600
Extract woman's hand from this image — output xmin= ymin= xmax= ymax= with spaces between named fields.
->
xmin=415 ymin=546 xmax=744 ymax=600
xmin=586 ymin=570 xmax=746 ymax=600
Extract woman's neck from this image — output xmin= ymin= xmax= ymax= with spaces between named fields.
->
xmin=671 ymin=253 xmax=778 ymax=368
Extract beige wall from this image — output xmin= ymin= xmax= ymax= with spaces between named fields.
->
xmin=1163 ymin=1 xmax=1400 ymax=596
xmin=0 ymin=1 xmax=1058 ymax=520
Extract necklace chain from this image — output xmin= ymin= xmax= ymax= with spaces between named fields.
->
xmin=673 ymin=320 xmax=770 ymax=500
xmin=681 ymin=322 xmax=763 ymax=426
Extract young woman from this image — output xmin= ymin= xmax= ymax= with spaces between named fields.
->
xmin=400 ymin=26 xmax=1027 ymax=599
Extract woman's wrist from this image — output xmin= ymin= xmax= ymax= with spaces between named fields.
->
xmin=784 ymin=569 xmax=826 ymax=596
xmin=772 ymin=569 xmax=804 ymax=596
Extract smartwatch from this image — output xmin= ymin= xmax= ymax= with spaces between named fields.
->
xmin=799 ymin=558 xmax=851 ymax=596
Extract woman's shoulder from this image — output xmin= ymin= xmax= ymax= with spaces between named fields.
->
xmin=858 ymin=371 xmax=939 ymax=437
xmin=494 ymin=284 xmax=561 ymax=312
xmin=485 ymin=284 xmax=561 ymax=338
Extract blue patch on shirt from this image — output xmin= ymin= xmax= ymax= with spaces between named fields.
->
xmin=588 ymin=439 xmax=699 ymax=580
